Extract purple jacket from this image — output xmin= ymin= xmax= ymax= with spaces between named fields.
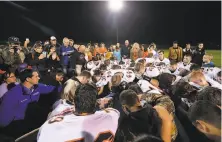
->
xmin=0 ymin=83 xmax=56 ymax=127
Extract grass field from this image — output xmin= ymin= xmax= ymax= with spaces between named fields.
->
xmin=162 ymin=50 xmax=221 ymax=67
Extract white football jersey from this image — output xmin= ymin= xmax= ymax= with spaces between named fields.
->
xmin=154 ymin=58 xmax=170 ymax=66
xmin=202 ymin=67 xmax=221 ymax=79
xmin=177 ymin=62 xmax=192 ymax=71
xmin=38 ymin=109 xmax=119 ymax=142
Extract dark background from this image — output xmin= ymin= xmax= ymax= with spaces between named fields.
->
xmin=0 ymin=1 xmax=221 ymax=48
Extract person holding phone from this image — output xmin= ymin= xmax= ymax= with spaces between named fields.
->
xmin=30 ymin=42 xmax=47 ymax=75
xmin=47 ymin=45 xmax=60 ymax=70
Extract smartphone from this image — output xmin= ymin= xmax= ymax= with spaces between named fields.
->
xmin=26 ymin=38 xmax=29 ymax=41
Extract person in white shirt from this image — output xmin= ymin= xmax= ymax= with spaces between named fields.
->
xmin=168 ymin=60 xmax=180 ymax=75
xmin=177 ymin=53 xmax=192 ymax=71
xmin=154 ymin=50 xmax=170 ymax=66
xmin=38 ymin=84 xmax=119 ymax=142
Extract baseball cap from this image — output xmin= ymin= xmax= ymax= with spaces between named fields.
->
xmin=8 ymin=36 xmax=21 ymax=44
xmin=50 ymin=36 xmax=57 ymax=41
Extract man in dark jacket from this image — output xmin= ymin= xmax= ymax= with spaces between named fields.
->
xmin=60 ymin=37 xmax=74 ymax=74
xmin=192 ymin=43 xmax=205 ymax=66
xmin=114 ymin=89 xmax=162 ymax=142
xmin=121 ymin=40 xmax=131 ymax=59
xmin=70 ymin=45 xmax=86 ymax=76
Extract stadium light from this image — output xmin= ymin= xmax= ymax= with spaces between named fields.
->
xmin=109 ymin=0 xmax=123 ymax=12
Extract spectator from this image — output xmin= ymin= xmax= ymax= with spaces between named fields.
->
xmin=183 ymin=43 xmax=193 ymax=57
xmin=130 ymin=43 xmax=143 ymax=61
xmin=93 ymin=43 xmax=100 ymax=56
xmin=69 ymin=39 xmax=74 ymax=47
xmin=142 ymin=44 xmax=148 ymax=58
xmin=121 ymin=40 xmax=131 ymax=59
xmin=23 ymin=38 xmax=33 ymax=64
xmin=99 ymin=42 xmax=108 ymax=55
xmin=202 ymin=54 xmax=215 ymax=67
xmin=1 ymin=37 xmax=22 ymax=72
xmin=37 ymin=84 xmax=119 ymax=142
xmin=30 ymin=42 xmax=47 ymax=75
xmin=113 ymin=46 xmax=121 ymax=61
xmin=155 ymin=50 xmax=170 ymax=66
xmin=49 ymin=36 xmax=60 ymax=55
xmin=43 ymin=40 xmax=50 ymax=51
xmin=116 ymin=42 xmax=121 ymax=49
xmin=0 ymin=69 xmax=57 ymax=138
xmin=70 ymin=45 xmax=86 ymax=76
xmin=105 ymin=46 xmax=114 ymax=60
xmin=188 ymin=101 xmax=221 ymax=142
xmin=177 ymin=53 xmax=193 ymax=71
xmin=47 ymin=45 xmax=60 ymax=70
xmin=60 ymin=37 xmax=74 ymax=74
xmin=114 ymin=89 xmax=162 ymax=142
xmin=73 ymin=44 xmax=80 ymax=51
xmin=0 ymin=71 xmax=17 ymax=99
xmin=168 ymin=41 xmax=183 ymax=62
xmin=192 ymin=43 xmax=205 ymax=66
xmin=85 ymin=44 xmax=93 ymax=61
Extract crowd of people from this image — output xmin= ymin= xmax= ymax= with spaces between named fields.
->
xmin=0 ymin=36 xmax=221 ymax=142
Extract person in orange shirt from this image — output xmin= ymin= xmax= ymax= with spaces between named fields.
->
xmin=141 ymin=44 xmax=148 ymax=58
xmin=99 ymin=42 xmax=107 ymax=55
xmin=85 ymin=43 xmax=92 ymax=61
xmin=93 ymin=43 xmax=100 ymax=57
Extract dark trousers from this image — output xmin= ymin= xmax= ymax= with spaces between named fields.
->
xmin=0 ymin=102 xmax=50 ymax=139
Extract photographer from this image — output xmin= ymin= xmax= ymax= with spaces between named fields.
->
xmin=1 ymin=37 xmax=22 ymax=72
xmin=30 ymin=42 xmax=47 ymax=75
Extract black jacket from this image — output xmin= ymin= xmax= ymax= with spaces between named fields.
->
xmin=30 ymin=52 xmax=47 ymax=71
xmin=121 ymin=46 xmax=131 ymax=58
xmin=192 ymin=48 xmax=205 ymax=66
xmin=114 ymin=105 xmax=162 ymax=142
xmin=47 ymin=54 xmax=61 ymax=69
xmin=70 ymin=51 xmax=86 ymax=69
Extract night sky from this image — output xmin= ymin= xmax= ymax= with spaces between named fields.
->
xmin=0 ymin=1 xmax=221 ymax=48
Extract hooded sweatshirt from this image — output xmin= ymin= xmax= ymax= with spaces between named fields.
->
xmin=114 ymin=105 xmax=162 ymax=142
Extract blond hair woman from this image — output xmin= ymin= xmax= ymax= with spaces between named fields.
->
xmin=130 ymin=42 xmax=143 ymax=61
